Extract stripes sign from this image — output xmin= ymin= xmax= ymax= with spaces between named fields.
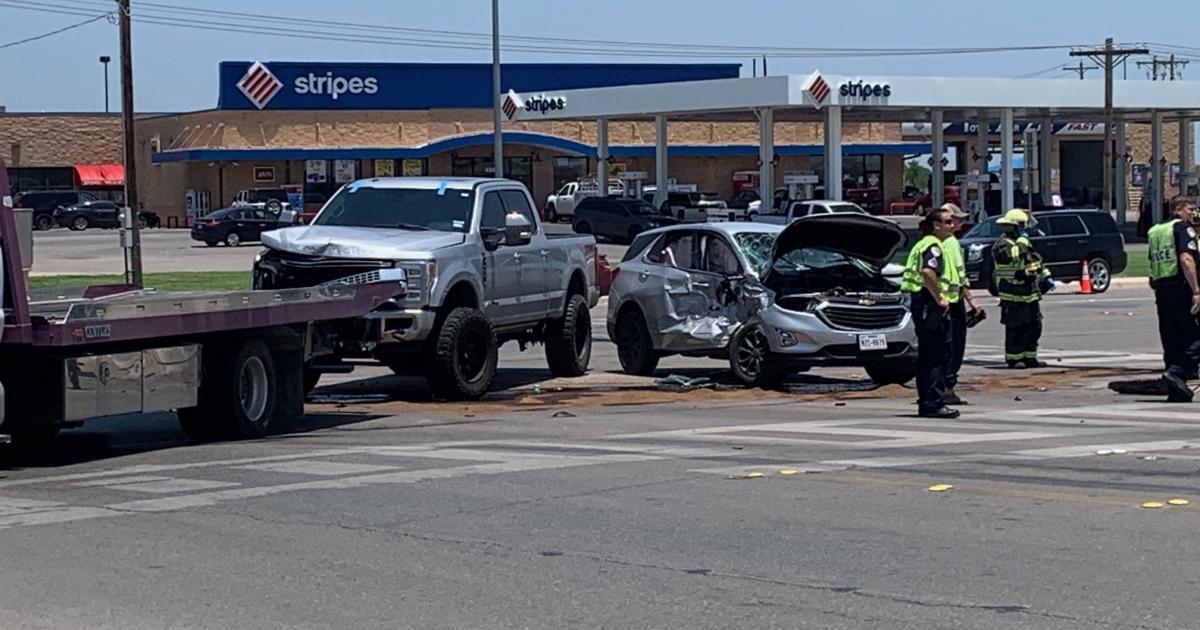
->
xmin=804 ymin=71 xmax=832 ymax=108
xmin=237 ymin=62 xmax=284 ymax=110
xmin=501 ymin=90 xmax=521 ymax=120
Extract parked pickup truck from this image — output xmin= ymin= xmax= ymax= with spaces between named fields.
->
xmin=254 ymin=177 xmax=601 ymax=400
xmin=544 ymin=180 xmax=620 ymax=223
xmin=753 ymin=199 xmax=870 ymax=225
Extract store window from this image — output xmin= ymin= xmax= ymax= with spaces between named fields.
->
xmin=451 ymin=156 xmax=534 ymax=195
xmin=553 ymin=157 xmax=589 ymax=192
xmin=810 ymin=155 xmax=885 ymax=212
xmin=6 ymin=167 xmax=74 ymax=195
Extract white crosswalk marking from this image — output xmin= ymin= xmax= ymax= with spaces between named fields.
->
xmin=236 ymin=461 xmax=400 ymax=476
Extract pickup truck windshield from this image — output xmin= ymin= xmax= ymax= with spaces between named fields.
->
xmin=315 ymin=186 xmax=475 ymax=233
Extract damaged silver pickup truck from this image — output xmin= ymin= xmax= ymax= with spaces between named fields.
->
xmin=607 ymin=214 xmax=917 ymax=387
xmin=253 ymin=177 xmax=599 ymax=400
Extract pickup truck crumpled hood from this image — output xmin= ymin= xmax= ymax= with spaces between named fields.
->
xmin=261 ymin=225 xmax=464 ymax=259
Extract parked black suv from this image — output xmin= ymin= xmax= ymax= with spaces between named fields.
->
xmin=962 ymin=209 xmax=1127 ymax=294
xmin=13 ymin=190 xmax=99 ymax=230
xmin=573 ymin=196 xmax=678 ymax=244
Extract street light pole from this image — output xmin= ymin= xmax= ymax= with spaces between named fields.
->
xmin=99 ymin=55 xmax=111 ymax=113
xmin=491 ymin=0 xmax=503 ymax=179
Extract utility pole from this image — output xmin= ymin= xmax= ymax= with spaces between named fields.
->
xmin=1071 ymin=38 xmax=1149 ymax=212
xmin=1062 ymin=60 xmax=1098 ymax=79
xmin=118 ymin=0 xmax=142 ymax=287
xmin=1137 ymin=54 xmax=1188 ymax=81
xmin=491 ymin=0 xmax=503 ymax=179
xmin=99 ymin=55 xmax=111 ymax=113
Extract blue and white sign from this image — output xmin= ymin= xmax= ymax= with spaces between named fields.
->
xmin=218 ymin=61 xmax=740 ymax=111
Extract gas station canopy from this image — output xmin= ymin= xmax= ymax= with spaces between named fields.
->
xmin=505 ymin=72 xmax=1200 ymax=220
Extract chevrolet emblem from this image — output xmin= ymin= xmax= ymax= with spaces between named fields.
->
xmin=858 ymin=297 xmax=877 ymax=306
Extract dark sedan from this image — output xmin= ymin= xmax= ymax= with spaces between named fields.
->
xmin=191 ymin=207 xmax=286 ymax=247
xmin=572 ymin=196 xmax=679 ymax=244
xmin=961 ymin=209 xmax=1127 ymax=294
xmin=54 ymin=200 xmax=159 ymax=231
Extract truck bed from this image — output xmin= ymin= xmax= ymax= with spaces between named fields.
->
xmin=7 ymin=281 xmax=403 ymax=348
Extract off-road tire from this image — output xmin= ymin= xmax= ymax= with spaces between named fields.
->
xmin=423 ymin=308 xmax=498 ymax=401
xmin=546 ymin=294 xmax=592 ymax=377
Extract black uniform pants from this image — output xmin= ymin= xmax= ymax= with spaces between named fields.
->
xmin=1001 ymin=301 xmax=1042 ymax=363
xmin=1154 ymin=283 xmax=1200 ymax=377
xmin=944 ymin=300 xmax=967 ymax=389
xmin=912 ymin=291 xmax=948 ymax=412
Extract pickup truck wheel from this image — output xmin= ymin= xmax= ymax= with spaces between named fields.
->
xmin=178 ymin=338 xmax=277 ymax=441
xmin=729 ymin=324 xmax=782 ymax=387
xmin=546 ymin=204 xmax=558 ymax=223
xmin=616 ymin=311 xmax=659 ymax=376
xmin=546 ymin=293 xmax=592 ymax=377
xmin=424 ymin=308 xmax=497 ymax=401
xmin=864 ymin=362 xmax=917 ymax=386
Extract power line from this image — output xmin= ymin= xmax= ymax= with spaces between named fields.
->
xmin=1137 ymin=54 xmax=1189 ymax=80
xmin=0 ymin=12 xmax=108 ymax=50
xmin=1 ymin=0 xmax=1089 ymax=59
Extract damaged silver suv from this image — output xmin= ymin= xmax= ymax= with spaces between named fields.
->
xmin=607 ymin=215 xmax=917 ymax=387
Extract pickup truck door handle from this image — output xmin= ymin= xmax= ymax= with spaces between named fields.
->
xmin=512 ymin=252 xmax=523 ymax=261
xmin=691 ymin=281 xmax=711 ymax=288
xmin=540 ymin=249 xmax=550 ymax=256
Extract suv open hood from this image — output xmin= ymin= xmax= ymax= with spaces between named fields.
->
xmin=768 ymin=213 xmax=907 ymax=268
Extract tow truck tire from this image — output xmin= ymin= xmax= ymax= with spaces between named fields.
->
xmin=865 ymin=362 xmax=917 ymax=386
xmin=178 ymin=338 xmax=277 ymax=441
xmin=545 ymin=293 xmax=592 ymax=377
xmin=423 ymin=307 xmax=497 ymax=401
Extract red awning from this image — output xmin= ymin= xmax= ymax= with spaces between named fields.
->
xmin=74 ymin=164 xmax=125 ymax=187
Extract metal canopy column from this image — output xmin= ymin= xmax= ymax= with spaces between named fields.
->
xmin=974 ymin=117 xmax=989 ymax=221
xmin=1039 ymin=118 xmax=1053 ymax=205
xmin=931 ymin=110 xmax=944 ymax=209
xmin=1115 ymin=121 xmax=1127 ymax=223
xmin=1152 ymin=112 xmax=1164 ymax=221
xmin=1179 ymin=118 xmax=1191 ymax=195
xmin=1000 ymin=109 xmax=1014 ymax=212
xmin=758 ymin=108 xmax=774 ymax=210
xmin=824 ymin=106 xmax=843 ymax=201
xmin=654 ymin=115 xmax=668 ymax=209
xmin=596 ymin=118 xmax=609 ymax=185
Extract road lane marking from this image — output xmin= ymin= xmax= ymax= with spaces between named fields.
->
xmin=235 ymin=461 xmax=401 ymax=476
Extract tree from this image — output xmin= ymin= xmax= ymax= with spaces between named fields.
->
xmin=904 ymin=161 xmax=931 ymax=191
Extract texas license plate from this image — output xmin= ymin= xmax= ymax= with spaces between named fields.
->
xmin=857 ymin=334 xmax=888 ymax=352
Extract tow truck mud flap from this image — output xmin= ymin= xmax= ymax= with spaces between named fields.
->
xmin=656 ymin=278 xmax=769 ymax=349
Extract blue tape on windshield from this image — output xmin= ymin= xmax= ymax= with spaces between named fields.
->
xmin=346 ymin=180 xmax=365 ymax=193
xmin=437 ymin=181 xmax=447 ymax=196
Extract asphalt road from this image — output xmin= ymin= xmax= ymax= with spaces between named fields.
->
xmin=4 ymin=281 xmax=1196 ymax=629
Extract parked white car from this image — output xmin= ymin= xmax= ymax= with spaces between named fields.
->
xmin=544 ymin=180 xmax=622 ymax=222
xmin=752 ymin=199 xmax=869 ymax=226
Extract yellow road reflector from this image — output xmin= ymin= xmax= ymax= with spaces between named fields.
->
xmin=1141 ymin=501 xmax=1166 ymax=509
xmin=778 ymin=469 xmax=800 ymax=476
xmin=746 ymin=472 xmax=765 ymax=479
xmin=1168 ymin=498 xmax=1191 ymax=506
xmin=927 ymin=484 xmax=954 ymax=492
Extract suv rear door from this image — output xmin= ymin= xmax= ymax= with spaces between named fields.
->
xmin=1037 ymin=213 xmax=1089 ymax=279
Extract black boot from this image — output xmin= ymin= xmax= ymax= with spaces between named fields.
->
xmin=1164 ymin=372 xmax=1194 ymax=403
xmin=919 ymin=406 xmax=961 ymax=419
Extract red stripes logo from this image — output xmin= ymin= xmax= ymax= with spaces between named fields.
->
xmin=501 ymin=90 xmax=522 ymax=120
xmin=804 ymin=71 xmax=831 ymax=108
xmin=237 ymin=62 xmax=284 ymax=110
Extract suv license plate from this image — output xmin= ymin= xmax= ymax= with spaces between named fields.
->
xmin=857 ymin=334 xmax=888 ymax=352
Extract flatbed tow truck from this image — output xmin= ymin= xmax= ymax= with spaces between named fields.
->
xmin=0 ymin=158 xmax=406 ymax=444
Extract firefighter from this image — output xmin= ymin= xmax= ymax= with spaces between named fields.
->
xmin=900 ymin=207 xmax=959 ymax=419
xmin=992 ymin=209 xmax=1045 ymax=369
xmin=1147 ymin=196 xmax=1200 ymax=402
xmin=939 ymin=203 xmax=983 ymax=405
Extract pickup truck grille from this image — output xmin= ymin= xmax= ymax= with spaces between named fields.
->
xmin=260 ymin=252 xmax=391 ymax=287
xmin=818 ymin=305 xmax=907 ymax=331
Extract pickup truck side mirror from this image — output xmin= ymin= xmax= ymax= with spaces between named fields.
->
xmin=504 ymin=212 xmax=533 ymax=247
xmin=481 ymin=227 xmax=505 ymax=251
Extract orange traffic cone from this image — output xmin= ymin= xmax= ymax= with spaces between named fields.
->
xmin=1079 ymin=259 xmax=1093 ymax=294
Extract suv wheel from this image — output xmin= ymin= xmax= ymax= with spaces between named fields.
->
xmin=1087 ymin=257 xmax=1111 ymax=293
xmin=70 ymin=216 xmax=90 ymax=231
xmin=615 ymin=310 xmax=658 ymax=376
xmin=729 ymin=324 xmax=783 ymax=388
xmin=545 ymin=293 xmax=592 ymax=377
xmin=34 ymin=215 xmax=54 ymax=231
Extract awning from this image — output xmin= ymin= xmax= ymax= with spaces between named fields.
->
xmin=74 ymin=164 xmax=125 ymax=187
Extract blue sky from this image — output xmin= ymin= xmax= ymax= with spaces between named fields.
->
xmin=1 ymin=0 xmax=1199 ymax=112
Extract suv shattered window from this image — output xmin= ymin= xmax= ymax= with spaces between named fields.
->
xmin=733 ymin=232 xmax=778 ymax=276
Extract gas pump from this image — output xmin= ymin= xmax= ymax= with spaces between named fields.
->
xmin=960 ymin=171 xmax=990 ymax=222
xmin=783 ymin=171 xmax=818 ymax=205
xmin=617 ymin=171 xmax=648 ymax=200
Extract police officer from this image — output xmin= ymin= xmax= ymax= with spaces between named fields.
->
xmin=992 ymin=209 xmax=1045 ymax=369
xmin=900 ymin=207 xmax=959 ymax=419
xmin=1147 ymin=196 xmax=1200 ymax=402
xmin=939 ymin=203 xmax=983 ymax=405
